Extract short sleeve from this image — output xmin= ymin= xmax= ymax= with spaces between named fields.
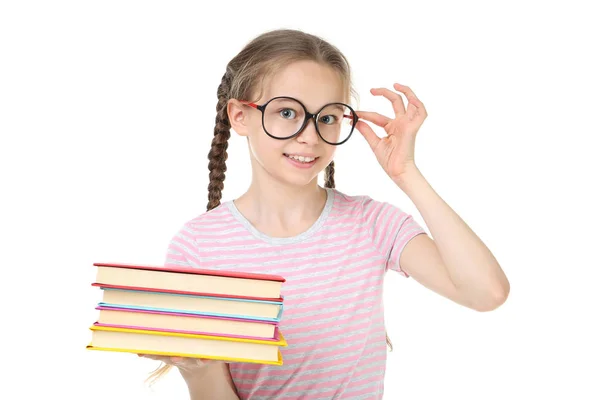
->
xmin=163 ymin=222 xmax=203 ymax=269
xmin=363 ymin=197 xmax=427 ymax=278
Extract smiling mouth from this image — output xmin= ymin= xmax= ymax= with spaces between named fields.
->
xmin=283 ymin=153 xmax=318 ymax=163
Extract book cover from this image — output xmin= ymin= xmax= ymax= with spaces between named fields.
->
xmin=93 ymin=262 xmax=285 ymax=282
xmin=92 ymin=282 xmax=284 ymax=302
xmin=97 ymin=287 xmax=284 ymax=322
xmin=93 ymin=321 xmax=283 ymax=342
xmin=93 ymin=262 xmax=285 ymax=300
xmin=86 ymin=324 xmax=286 ymax=365
xmin=95 ymin=306 xmax=280 ymax=339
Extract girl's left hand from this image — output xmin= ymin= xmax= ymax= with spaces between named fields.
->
xmin=355 ymin=83 xmax=427 ymax=182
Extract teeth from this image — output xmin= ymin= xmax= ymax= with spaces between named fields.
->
xmin=286 ymin=154 xmax=315 ymax=163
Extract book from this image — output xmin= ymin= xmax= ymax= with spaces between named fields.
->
xmin=87 ymin=261 xmax=287 ymax=365
xmin=96 ymin=306 xmax=279 ymax=339
xmin=87 ymin=324 xmax=287 ymax=365
xmin=97 ymin=287 xmax=283 ymax=322
xmin=93 ymin=262 xmax=285 ymax=300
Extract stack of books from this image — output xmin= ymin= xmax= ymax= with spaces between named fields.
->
xmin=86 ymin=262 xmax=287 ymax=365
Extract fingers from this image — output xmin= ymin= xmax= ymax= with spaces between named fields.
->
xmin=356 ymin=111 xmax=391 ymax=128
xmin=393 ymin=83 xmax=427 ymax=116
xmin=355 ymin=120 xmax=381 ymax=151
xmin=370 ymin=87 xmax=406 ymax=117
xmin=170 ymin=356 xmax=205 ymax=371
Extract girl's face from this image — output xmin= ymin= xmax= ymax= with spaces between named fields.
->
xmin=228 ymin=60 xmax=347 ymax=188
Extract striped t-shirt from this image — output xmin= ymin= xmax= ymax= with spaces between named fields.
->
xmin=164 ymin=187 xmax=427 ymax=399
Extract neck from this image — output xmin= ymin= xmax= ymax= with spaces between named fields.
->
xmin=234 ymin=172 xmax=328 ymax=233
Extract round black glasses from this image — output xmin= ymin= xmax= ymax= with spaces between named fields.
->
xmin=240 ymin=96 xmax=359 ymax=145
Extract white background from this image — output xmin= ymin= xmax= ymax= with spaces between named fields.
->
xmin=1 ymin=1 xmax=598 ymax=399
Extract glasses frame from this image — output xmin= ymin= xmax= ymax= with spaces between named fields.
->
xmin=240 ymin=96 xmax=359 ymax=145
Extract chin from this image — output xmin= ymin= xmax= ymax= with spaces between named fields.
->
xmin=274 ymin=170 xmax=320 ymax=188
xmin=267 ymin=156 xmax=324 ymax=187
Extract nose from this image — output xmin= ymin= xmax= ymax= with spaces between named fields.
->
xmin=296 ymin=117 xmax=320 ymax=145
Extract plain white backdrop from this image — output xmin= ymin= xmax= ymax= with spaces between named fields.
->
xmin=1 ymin=1 xmax=598 ymax=399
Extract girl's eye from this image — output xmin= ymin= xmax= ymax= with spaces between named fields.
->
xmin=279 ymin=108 xmax=296 ymax=119
xmin=319 ymin=115 xmax=338 ymax=125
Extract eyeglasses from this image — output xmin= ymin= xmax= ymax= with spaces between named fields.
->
xmin=240 ymin=96 xmax=359 ymax=145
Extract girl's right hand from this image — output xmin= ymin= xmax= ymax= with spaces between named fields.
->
xmin=137 ymin=353 xmax=223 ymax=373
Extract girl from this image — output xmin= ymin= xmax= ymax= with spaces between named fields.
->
xmin=139 ymin=28 xmax=509 ymax=399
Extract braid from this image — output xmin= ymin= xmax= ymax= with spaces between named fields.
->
xmin=324 ymin=160 xmax=335 ymax=188
xmin=207 ymin=73 xmax=232 ymax=212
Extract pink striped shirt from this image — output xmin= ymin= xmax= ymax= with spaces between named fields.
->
xmin=164 ymin=187 xmax=427 ymax=399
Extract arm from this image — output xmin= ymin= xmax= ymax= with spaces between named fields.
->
xmin=355 ymin=84 xmax=508 ymax=311
xmin=179 ymin=362 xmax=239 ymax=400
xmin=396 ymin=165 xmax=510 ymax=312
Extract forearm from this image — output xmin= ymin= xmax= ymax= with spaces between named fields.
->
xmin=394 ymin=165 xmax=510 ymax=310
xmin=179 ymin=362 xmax=239 ymax=400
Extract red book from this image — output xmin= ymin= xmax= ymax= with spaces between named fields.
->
xmin=92 ymin=262 xmax=285 ymax=301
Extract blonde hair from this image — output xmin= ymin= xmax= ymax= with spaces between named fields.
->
xmin=147 ymin=28 xmax=392 ymax=384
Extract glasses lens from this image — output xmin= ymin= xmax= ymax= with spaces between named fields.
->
xmin=263 ymin=98 xmax=306 ymax=138
xmin=317 ymin=103 xmax=355 ymax=144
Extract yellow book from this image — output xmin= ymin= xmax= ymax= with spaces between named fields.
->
xmin=86 ymin=324 xmax=287 ymax=365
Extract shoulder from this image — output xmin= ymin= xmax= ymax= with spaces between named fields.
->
xmin=330 ymin=187 xmax=371 ymax=209
xmin=330 ymin=188 xmax=397 ymax=219
xmin=328 ymin=188 xmax=367 ymax=220
xmin=171 ymin=201 xmax=235 ymax=237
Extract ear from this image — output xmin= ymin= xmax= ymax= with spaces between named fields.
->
xmin=227 ymin=99 xmax=251 ymax=137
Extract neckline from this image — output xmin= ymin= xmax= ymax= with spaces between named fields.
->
xmin=226 ymin=187 xmax=335 ymax=245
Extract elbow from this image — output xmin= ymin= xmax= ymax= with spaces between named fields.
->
xmin=472 ymin=279 xmax=510 ymax=312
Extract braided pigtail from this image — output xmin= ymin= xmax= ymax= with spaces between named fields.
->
xmin=144 ymin=74 xmax=233 ymax=386
xmin=324 ymin=161 xmax=335 ymax=188
xmin=207 ymin=72 xmax=232 ymax=212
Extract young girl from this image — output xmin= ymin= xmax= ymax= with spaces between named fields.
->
xmin=139 ymin=28 xmax=509 ymax=399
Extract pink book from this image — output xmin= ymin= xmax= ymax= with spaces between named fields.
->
xmin=95 ymin=305 xmax=281 ymax=341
